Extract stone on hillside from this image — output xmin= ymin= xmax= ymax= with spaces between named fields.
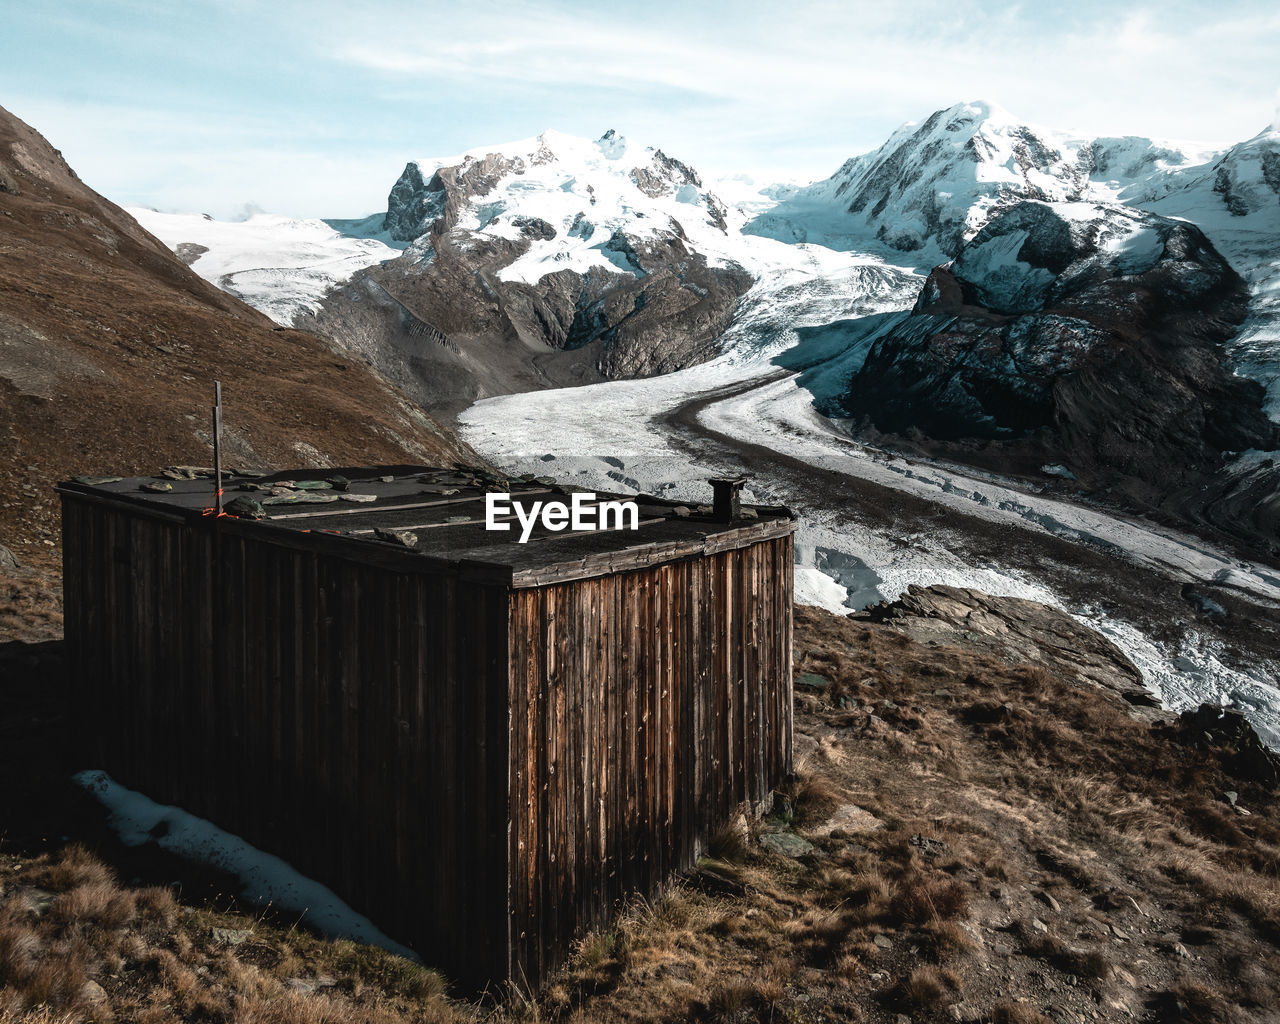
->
xmin=810 ymin=803 xmax=882 ymax=837
xmin=374 ymin=528 xmax=419 ymax=549
xmin=759 ymin=831 xmax=816 ymax=858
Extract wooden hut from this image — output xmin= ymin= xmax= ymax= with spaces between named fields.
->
xmin=58 ymin=464 xmax=796 ymax=989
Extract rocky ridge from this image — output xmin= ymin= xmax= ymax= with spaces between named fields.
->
xmin=838 ymin=199 xmax=1279 ymax=550
xmin=301 ymin=130 xmax=752 ymax=419
xmin=745 ymin=99 xmax=1215 ymax=262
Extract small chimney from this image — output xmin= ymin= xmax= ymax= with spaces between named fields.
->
xmin=709 ymin=477 xmax=746 ymax=522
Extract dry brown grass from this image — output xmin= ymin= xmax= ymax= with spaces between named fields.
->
xmin=0 ymin=552 xmax=63 ymax=644
xmin=0 ymin=1008 xmax=81 ymax=1024
xmin=991 ymin=1003 xmax=1053 ymax=1024
xmin=1022 ymin=932 xmax=1110 ymax=980
xmin=4 ymin=602 xmax=1280 ymax=1023
xmin=887 ymin=872 xmax=969 ymax=924
xmin=779 ymin=772 xmax=845 ymax=827
xmin=0 ymin=844 xmax=467 ymax=1024
xmin=898 ymin=964 xmax=961 ymax=1011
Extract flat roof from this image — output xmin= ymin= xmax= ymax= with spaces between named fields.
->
xmin=57 ymin=464 xmax=796 ymax=587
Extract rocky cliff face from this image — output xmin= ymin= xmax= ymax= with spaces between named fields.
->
xmin=840 ymin=200 xmax=1279 ymax=548
xmin=1142 ymin=127 xmax=1280 ymax=420
xmin=301 ymin=131 xmax=752 ymax=418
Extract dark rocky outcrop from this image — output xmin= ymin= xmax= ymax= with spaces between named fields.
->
xmin=1162 ymin=703 xmax=1280 ymax=787
xmin=382 ymin=152 xmax=527 ymax=242
xmin=630 ymin=149 xmax=700 ymax=198
xmin=841 ymin=201 xmax=1279 ymax=549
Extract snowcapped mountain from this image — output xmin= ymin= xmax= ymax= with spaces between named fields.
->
xmin=1142 ymin=127 xmax=1280 ymax=417
xmin=845 ymin=198 xmax=1267 ymax=451
xmin=745 ymin=100 xmax=1217 ymax=264
xmin=126 ymin=208 xmax=402 ymax=326
xmin=300 ymin=129 xmax=768 ymax=417
xmin=380 ymin=128 xmax=736 ymax=274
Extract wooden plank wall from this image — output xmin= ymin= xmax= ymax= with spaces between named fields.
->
xmin=507 ymin=533 xmax=794 ymax=987
xmin=63 ymin=493 xmax=795 ymax=991
xmin=61 ymin=495 xmax=512 ymax=989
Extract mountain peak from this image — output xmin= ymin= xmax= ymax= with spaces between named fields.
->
xmin=744 ymin=101 xmax=1216 ymax=262
xmin=938 ymin=98 xmax=1017 ymax=126
xmin=383 ymin=129 xmax=727 ymax=246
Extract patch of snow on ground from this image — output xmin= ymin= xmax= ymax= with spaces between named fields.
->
xmin=75 ymin=770 xmax=419 ymax=959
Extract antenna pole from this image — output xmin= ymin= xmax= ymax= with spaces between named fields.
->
xmin=213 ymin=381 xmax=223 ymax=515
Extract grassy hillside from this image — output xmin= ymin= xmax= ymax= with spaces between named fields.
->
xmin=0 ymin=104 xmax=473 ymax=569
xmin=2 ymin=601 xmax=1277 ymax=1023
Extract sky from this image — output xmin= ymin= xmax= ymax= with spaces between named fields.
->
xmin=3 ymin=0 xmax=1279 ymax=220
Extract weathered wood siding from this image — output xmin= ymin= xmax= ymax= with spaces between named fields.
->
xmin=61 ymin=495 xmax=511 ymax=988
xmin=507 ymin=534 xmax=794 ymax=984
xmin=62 ymin=490 xmax=794 ymax=991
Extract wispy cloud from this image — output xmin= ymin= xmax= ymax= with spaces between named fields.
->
xmin=6 ymin=0 xmax=1279 ymax=217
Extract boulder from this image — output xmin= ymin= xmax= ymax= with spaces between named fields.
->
xmin=1170 ymin=703 xmax=1280 ymax=788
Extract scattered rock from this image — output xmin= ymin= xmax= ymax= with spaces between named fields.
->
xmin=79 ymin=980 xmax=107 ymax=1004
xmin=1166 ymin=704 xmax=1280 ymax=787
xmin=1037 ymin=890 xmax=1062 ymax=913
xmin=224 ymin=496 xmax=265 ymax=519
xmin=210 ymin=927 xmax=252 ymax=946
xmin=1030 ymin=918 xmax=1049 ymax=933
xmin=873 ymin=933 xmax=893 ymax=950
xmin=0 ymin=543 xmax=19 ymax=571
xmin=1222 ymin=790 xmax=1238 ymax=806
xmin=769 ymin=793 xmax=794 ymax=822
xmin=286 ymin=975 xmax=337 ymax=995
xmin=691 ymin=863 xmax=747 ymax=897
xmin=810 ymin=803 xmax=883 ymax=837
xmin=793 ymin=732 xmax=820 ymax=766
xmin=796 ymin=672 xmax=832 ymax=691
xmin=759 ymin=831 xmax=816 ymax=858
xmin=909 ymin=833 xmax=950 ymax=858
xmin=373 ymin=528 xmax=419 ymax=549
xmin=854 ymin=585 xmax=1158 ymax=717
